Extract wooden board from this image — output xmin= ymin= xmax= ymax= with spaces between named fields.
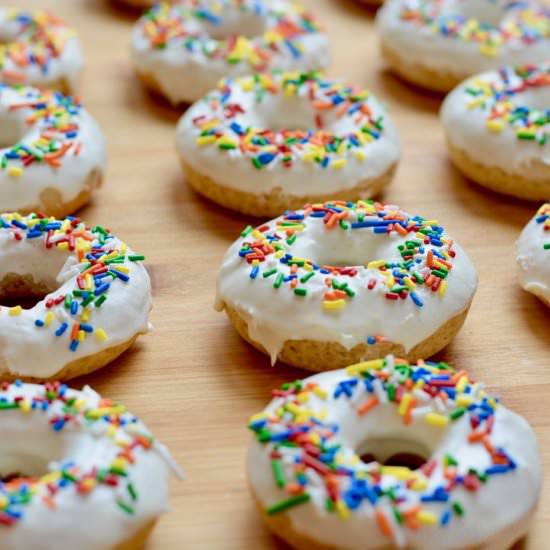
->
xmin=7 ymin=0 xmax=550 ymax=548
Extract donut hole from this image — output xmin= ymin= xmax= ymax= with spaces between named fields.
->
xmin=358 ymin=438 xmax=431 ymax=470
xmin=445 ymin=0 xmax=509 ymax=27
xmin=0 ymin=273 xmax=60 ymax=310
xmin=198 ymin=11 xmax=266 ymax=41
xmin=0 ymin=115 xmax=27 ymax=149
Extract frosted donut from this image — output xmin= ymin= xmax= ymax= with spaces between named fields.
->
xmin=247 ymin=356 xmax=542 ymax=550
xmin=0 ymin=8 xmax=83 ymax=93
xmin=0 ymin=85 xmax=105 ymax=217
xmin=376 ymin=0 xmax=550 ymax=92
xmin=0 ymin=212 xmax=152 ymax=381
xmin=517 ymin=202 xmax=550 ymax=307
xmin=0 ymin=380 xmax=181 ymax=549
xmin=215 ymin=201 xmax=477 ymax=371
xmin=441 ymin=64 xmax=550 ymax=200
xmin=177 ymin=72 xmax=400 ymax=216
xmin=131 ymin=1 xmax=329 ymax=105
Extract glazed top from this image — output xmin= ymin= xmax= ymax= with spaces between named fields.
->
xmin=0 ymin=212 xmax=151 ymax=379
xmin=0 ymin=380 xmax=180 ymax=550
xmin=0 ymin=84 xmax=106 ymax=210
xmin=131 ymin=0 xmax=329 ymax=103
xmin=517 ymin=202 xmax=550 ymax=300
xmin=177 ymin=71 xmax=400 ymax=195
xmin=377 ymin=0 xmax=550 ymax=77
xmin=216 ymin=201 xmax=477 ymax=360
xmin=441 ymin=63 xmax=550 ymax=177
xmin=0 ymin=8 xmax=82 ymax=90
xmin=248 ymin=356 xmax=542 ymax=549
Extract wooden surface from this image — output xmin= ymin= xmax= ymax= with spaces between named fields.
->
xmin=9 ymin=0 xmax=550 ymax=548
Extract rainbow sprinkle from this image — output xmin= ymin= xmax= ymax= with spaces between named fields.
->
xmin=0 ymin=380 xmax=166 ymax=525
xmin=249 ymin=356 xmax=516 ymax=544
xmin=0 ymin=9 xmax=76 ymax=83
xmin=236 ymin=201 xmax=456 ymax=312
xmin=192 ymin=71 xmax=386 ymax=170
xmin=464 ymin=64 xmax=550 ymax=145
xmin=0 ymin=84 xmax=86 ymax=178
xmin=399 ymin=0 xmax=550 ymax=56
xmin=139 ymin=1 xmax=323 ymax=68
xmin=0 ymin=212 xmax=145 ymax=352
xmin=535 ymin=202 xmax=550 ymax=250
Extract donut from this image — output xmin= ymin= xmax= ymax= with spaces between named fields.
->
xmin=0 ymin=8 xmax=83 ymax=93
xmin=441 ymin=64 xmax=550 ymax=200
xmin=131 ymin=1 xmax=329 ymax=105
xmin=0 ymin=380 xmax=181 ymax=549
xmin=517 ymin=202 xmax=550 ymax=307
xmin=376 ymin=0 xmax=550 ymax=92
xmin=0 ymin=212 xmax=152 ymax=381
xmin=247 ymin=356 xmax=542 ymax=549
xmin=215 ymin=200 xmax=477 ymax=370
xmin=0 ymin=84 xmax=106 ymax=217
xmin=177 ymin=72 xmax=400 ymax=216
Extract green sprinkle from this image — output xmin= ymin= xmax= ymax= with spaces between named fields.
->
xmin=117 ymin=500 xmax=135 ymax=515
xmin=128 ymin=483 xmax=138 ymax=501
xmin=95 ymin=295 xmax=107 ymax=308
xmin=452 ymin=501 xmax=465 ymax=516
xmin=271 ymin=459 xmax=286 ymax=488
xmin=262 ymin=268 xmax=278 ymax=278
xmin=266 ymin=493 xmax=311 ymax=515
xmin=450 ymin=408 xmax=466 ymax=421
xmin=241 ymin=225 xmax=253 ymax=237
xmin=300 ymin=271 xmax=315 ymax=283
xmin=274 ymin=273 xmax=284 ymax=289
xmin=128 ymin=255 xmax=145 ymax=262
xmin=294 ymin=288 xmax=307 ymax=297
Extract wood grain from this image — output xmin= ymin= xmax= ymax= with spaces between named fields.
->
xmin=7 ymin=0 xmax=550 ymax=548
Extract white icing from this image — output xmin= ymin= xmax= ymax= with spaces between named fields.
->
xmin=0 ymin=216 xmax=151 ymax=379
xmin=216 ymin=204 xmax=478 ymax=362
xmin=516 ymin=204 xmax=550 ymax=302
xmin=0 ymin=86 xmax=106 ymax=212
xmin=0 ymin=8 xmax=83 ymax=92
xmin=377 ymin=0 xmax=550 ymax=81
xmin=176 ymin=73 xmax=400 ymax=197
xmin=0 ymin=382 xmax=176 ymax=550
xmin=441 ymin=66 xmax=550 ymax=179
xmin=130 ymin=0 xmax=329 ymax=104
xmin=248 ymin=368 xmax=542 ymax=550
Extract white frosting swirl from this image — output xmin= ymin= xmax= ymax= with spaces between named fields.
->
xmin=131 ymin=0 xmax=329 ymax=104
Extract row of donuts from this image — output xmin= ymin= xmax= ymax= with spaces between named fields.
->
xmin=0 ymin=1 xmax=547 ymax=549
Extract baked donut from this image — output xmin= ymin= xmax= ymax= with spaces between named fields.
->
xmin=248 ymin=356 xmax=542 ymax=549
xmin=0 ymin=380 xmax=181 ymax=549
xmin=0 ymin=212 xmax=152 ymax=381
xmin=377 ymin=0 xmax=550 ymax=92
xmin=215 ymin=201 xmax=477 ymax=370
xmin=131 ymin=1 xmax=329 ymax=105
xmin=517 ymin=202 xmax=550 ymax=307
xmin=0 ymin=8 xmax=83 ymax=93
xmin=0 ymin=84 xmax=106 ymax=217
xmin=177 ymin=72 xmax=400 ymax=216
xmin=441 ymin=64 xmax=550 ymax=200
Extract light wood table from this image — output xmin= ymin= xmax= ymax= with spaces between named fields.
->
xmin=7 ymin=0 xmax=550 ymax=548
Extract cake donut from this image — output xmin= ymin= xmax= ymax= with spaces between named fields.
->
xmin=215 ymin=201 xmax=478 ymax=370
xmin=377 ymin=0 xmax=550 ymax=92
xmin=441 ymin=64 xmax=550 ymax=200
xmin=248 ymin=356 xmax=542 ymax=549
xmin=0 ymin=84 xmax=106 ymax=217
xmin=517 ymin=202 xmax=550 ymax=307
xmin=0 ymin=212 xmax=152 ymax=381
xmin=0 ymin=380 xmax=182 ymax=549
xmin=177 ymin=72 xmax=400 ymax=216
xmin=0 ymin=8 xmax=83 ymax=93
xmin=131 ymin=1 xmax=329 ymax=105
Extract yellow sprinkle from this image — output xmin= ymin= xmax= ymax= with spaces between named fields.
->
xmin=9 ymin=306 xmax=22 ymax=316
xmin=7 ymin=166 xmax=23 ymax=178
xmin=57 ymin=242 xmax=69 ymax=251
xmin=457 ymin=395 xmax=474 ymax=407
xmin=410 ymin=477 xmax=428 ymax=491
xmin=19 ymin=399 xmax=31 ymax=412
xmin=398 ymin=393 xmax=413 ymax=416
xmin=335 ymin=500 xmax=351 ymax=519
xmin=323 ymin=299 xmax=346 ymax=311
xmin=346 ymin=358 xmax=385 ymax=375
xmin=78 ymin=330 xmax=86 ymax=342
xmin=296 ymin=392 xmax=310 ymax=404
xmin=418 ymin=510 xmax=438 ymax=525
xmin=44 ymin=311 xmax=55 ymax=326
xmin=438 ymin=280 xmax=448 ymax=296
xmin=456 ymin=375 xmax=468 ymax=393
xmin=367 ymin=260 xmax=385 ymax=269
xmin=40 ymin=472 xmax=61 ymax=485
xmin=95 ymin=328 xmax=108 ymax=342
xmin=486 ymin=119 xmax=504 ymax=133
xmin=312 ymin=386 xmax=327 ymax=400
xmin=112 ymin=457 xmax=128 ymax=470
xmin=354 ymin=150 xmax=366 ymax=161
xmin=331 ymin=158 xmax=347 ymax=170
xmin=382 ymin=466 xmax=414 ymax=480
xmin=196 ymin=135 xmax=217 ymax=146
xmin=425 ymin=413 xmax=449 ymax=428
xmin=81 ymin=308 xmax=90 ymax=323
